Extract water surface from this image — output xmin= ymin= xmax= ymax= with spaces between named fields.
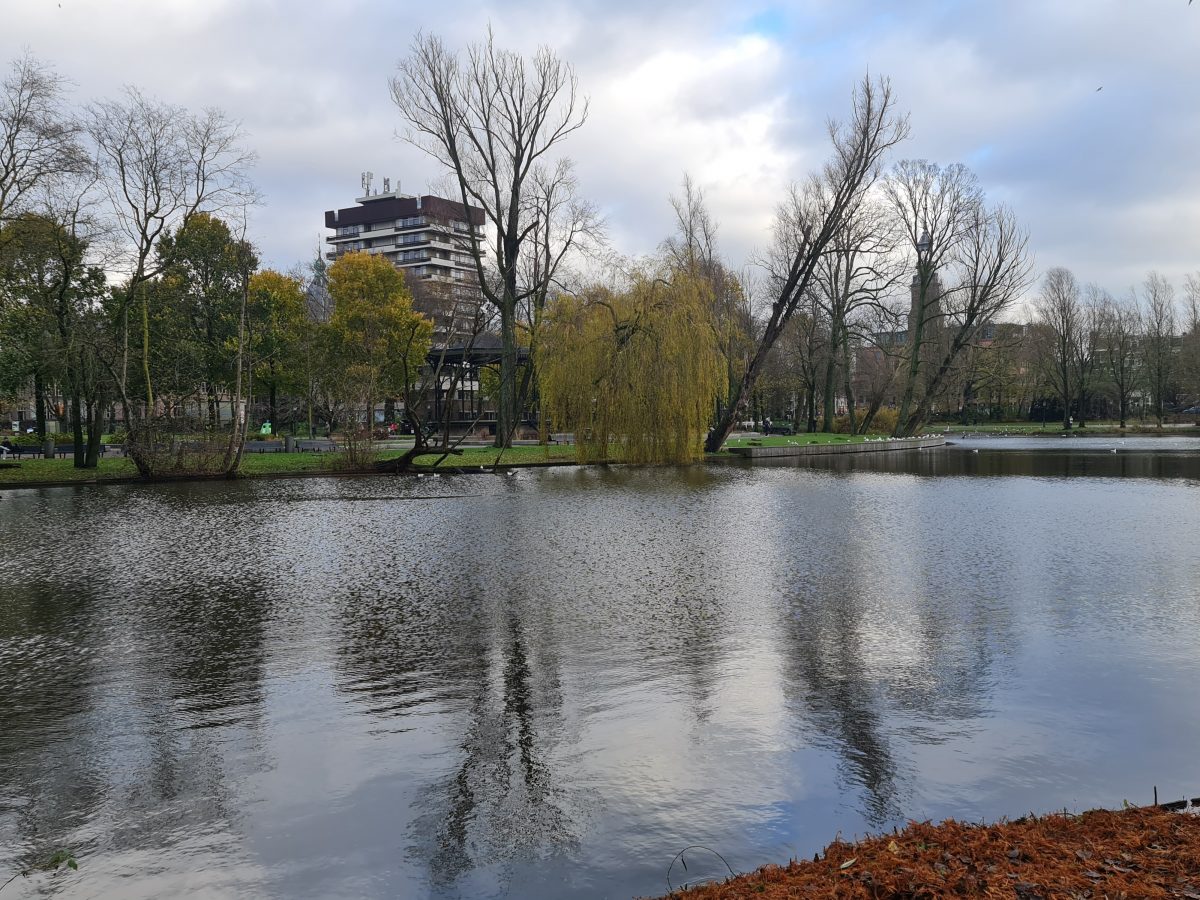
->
xmin=2 ymin=444 xmax=1199 ymax=898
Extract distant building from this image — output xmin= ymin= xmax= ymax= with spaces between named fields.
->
xmin=324 ymin=190 xmax=487 ymax=344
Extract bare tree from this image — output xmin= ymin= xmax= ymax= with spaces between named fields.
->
xmin=1074 ymin=285 xmax=1104 ymax=426
xmin=87 ymin=87 xmax=255 ymax=466
xmin=1181 ymin=272 xmax=1200 ymax=408
xmin=1139 ymin=271 xmax=1177 ymax=427
xmin=1033 ymin=267 xmax=1082 ymax=430
xmin=883 ymin=160 xmax=984 ymax=431
xmin=663 ymin=173 xmax=719 ymax=275
xmin=704 ymin=75 xmax=909 ymax=452
xmin=1097 ymin=291 xmax=1140 ymax=429
xmin=895 ymin=203 xmax=1033 ymax=435
xmin=516 ymin=159 xmax=603 ymax=423
xmin=661 ymin=173 xmax=754 ymax=425
xmin=391 ymin=29 xmax=595 ymax=447
xmin=811 ymin=194 xmax=906 ymax=432
xmin=0 ymin=53 xmax=85 ymax=232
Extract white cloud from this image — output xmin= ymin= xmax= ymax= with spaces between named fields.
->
xmin=3 ymin=0 xmax=1198 ymax=295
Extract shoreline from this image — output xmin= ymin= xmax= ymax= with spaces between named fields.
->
xmin=5 ymin=429 xmax=1197 ymax=490
xmin=0 ymin=436 xmax=948 ymax=491
xmin=650 ymin=803 xmax=1200 ymax=898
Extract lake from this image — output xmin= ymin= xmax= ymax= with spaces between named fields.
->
xmin=2 ymin=438 xmax=1200 ymax=898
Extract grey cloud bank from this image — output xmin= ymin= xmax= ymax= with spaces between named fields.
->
xmin=4 ymin=0 xmax=1197 ymax=295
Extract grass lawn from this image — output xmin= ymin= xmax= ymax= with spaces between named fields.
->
xmin=2 ymin=434 xmax=922 ymax=488
xmin=409 ymin=445 xmax=578 ymax=468
xmin=723 ymin=433 xmax=869 ymax=448
xmin=0 ymin=445 xmax=581 ymax=488
xmin=236 ymin=452 xmax=349 ymax=475
xmin=0 ymin=456 xmax=138 ymax=486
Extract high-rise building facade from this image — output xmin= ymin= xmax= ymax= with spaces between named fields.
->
xmin=324 ymin=191 xmax=487 ymax=343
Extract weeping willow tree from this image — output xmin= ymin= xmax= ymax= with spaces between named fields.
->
xmin=539 ymin=273 xmax=723 ymax=464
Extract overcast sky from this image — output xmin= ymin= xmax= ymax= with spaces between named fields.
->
xmin=5 ymin=0 xmax=1198 ymax=298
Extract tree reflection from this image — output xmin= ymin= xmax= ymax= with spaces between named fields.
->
xmin=0 ymin=582 xmax=104 ymax=875
xmin=775 ymin=552 xmax=1008 ymax=825
xmin=754 ymin=445 xmax=1200 ymax=480
xmin=336 ymin=584 xmax=577 ymax=891
xmin=779 ymin=596 xmax=902 ymax=824
xmin=421 ymin=615 xmax=572 ymax=887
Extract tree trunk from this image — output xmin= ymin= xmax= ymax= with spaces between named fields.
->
xmin=34 ymin=370 xmax=47 ymax=437
xmin=84 ymin=396 xmax=103 ymax=468
xmin=859 ymin=396 xmax=883 ymax=434
xmin=841 ymin=331 xmax=857 ymax=434
xmin=223 ymin=274 xmax=249 ymax=475
xmin=71 ymin=384 xmax=84 ymax=468
xmin=497 ymin=300 xmax=518 ymax=448
xmin=822 ymin=341 xmax=837 ymax=432
xmin=141 ymin=283 xmax=154 ymax=413
xmin=895 ymin=283 xmax=927 ymax=436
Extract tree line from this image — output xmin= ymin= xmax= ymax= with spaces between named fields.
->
xmin=4 ymin=35 xmax=1198 ymax=477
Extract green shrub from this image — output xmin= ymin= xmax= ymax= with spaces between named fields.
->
xmin=865 ymin=407 xmax=900 ymax=435
xmin=833 ymin=407 xmax=900 ymax=435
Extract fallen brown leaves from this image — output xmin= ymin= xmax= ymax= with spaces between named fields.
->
xmin=653 ymin=807 xmax=1200 ymax=899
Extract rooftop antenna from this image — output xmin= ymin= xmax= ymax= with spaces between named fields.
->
xmin=361 ymin=171 xmax=374 ymax=195
xmin=382 ymin=176 xmax=391 ymax=193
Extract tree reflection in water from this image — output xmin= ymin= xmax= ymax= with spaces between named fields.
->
xmin=336 ymin=586 xmax=577 ymax=891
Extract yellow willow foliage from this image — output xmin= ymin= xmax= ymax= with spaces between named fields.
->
xmin=539 ymin=274 xmax=725 ymax=464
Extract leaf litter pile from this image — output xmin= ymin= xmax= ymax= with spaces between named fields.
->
xmin=654 ymin=806 xmax=1200 ymax=898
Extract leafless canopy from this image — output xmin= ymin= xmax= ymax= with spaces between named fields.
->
xmin=705 ymin=74 xmax=909 ymax=451
xmin=88 ymin=88 xmax=256 ymax=286
xmin=85 ymin=87 xmax=256 ymax=441
xmin=1138 ymin=271 xmax=1177 ymax=426
xmin=0 ymin=52 xmax=86 ymax=229
xmin=390 ymin=28 xmax=600 ymax=446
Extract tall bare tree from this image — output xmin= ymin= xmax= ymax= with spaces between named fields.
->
xmin=391 ymin=29 xmax=595 ymax=447
xmin=1139 ymin=271 xmax=1177 ymax=427
xmin=811 ymin=195 xmax=906 ymax=432
xmin=1034 ymin=267 xmax=1082 ymax=430
xmin=1075 ymin=285 xmax=1104 ymax=426
xmin=661 ymin=173 xmax=754 ymax=425
xmin=883 ymin=160 xmax=984 ymax=431
xmin=894 ymin=203 xmax=1033 ymax=435
xmin=88 ymin=88 xmax=255 ymax=468
xmin=1181 ymin=272 xmax=1200 ymax=407
xmin=0 ymin=53 xmax=84 ymax=233
xmin=704 ymin=75 xmax=909 ymax=452
xmin=516 ymin=159 xmax=602 ymax=423
xmin=1097 ymin=291 xmax=1140 ymax=429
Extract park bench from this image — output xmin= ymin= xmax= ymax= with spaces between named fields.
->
xmin=2 ymin=442 xmax=124 ymax=460
xmin=3 ymin=444 xmax=53 ymax=459
xmin=549 ymin=433 xmax=574 ymax=445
